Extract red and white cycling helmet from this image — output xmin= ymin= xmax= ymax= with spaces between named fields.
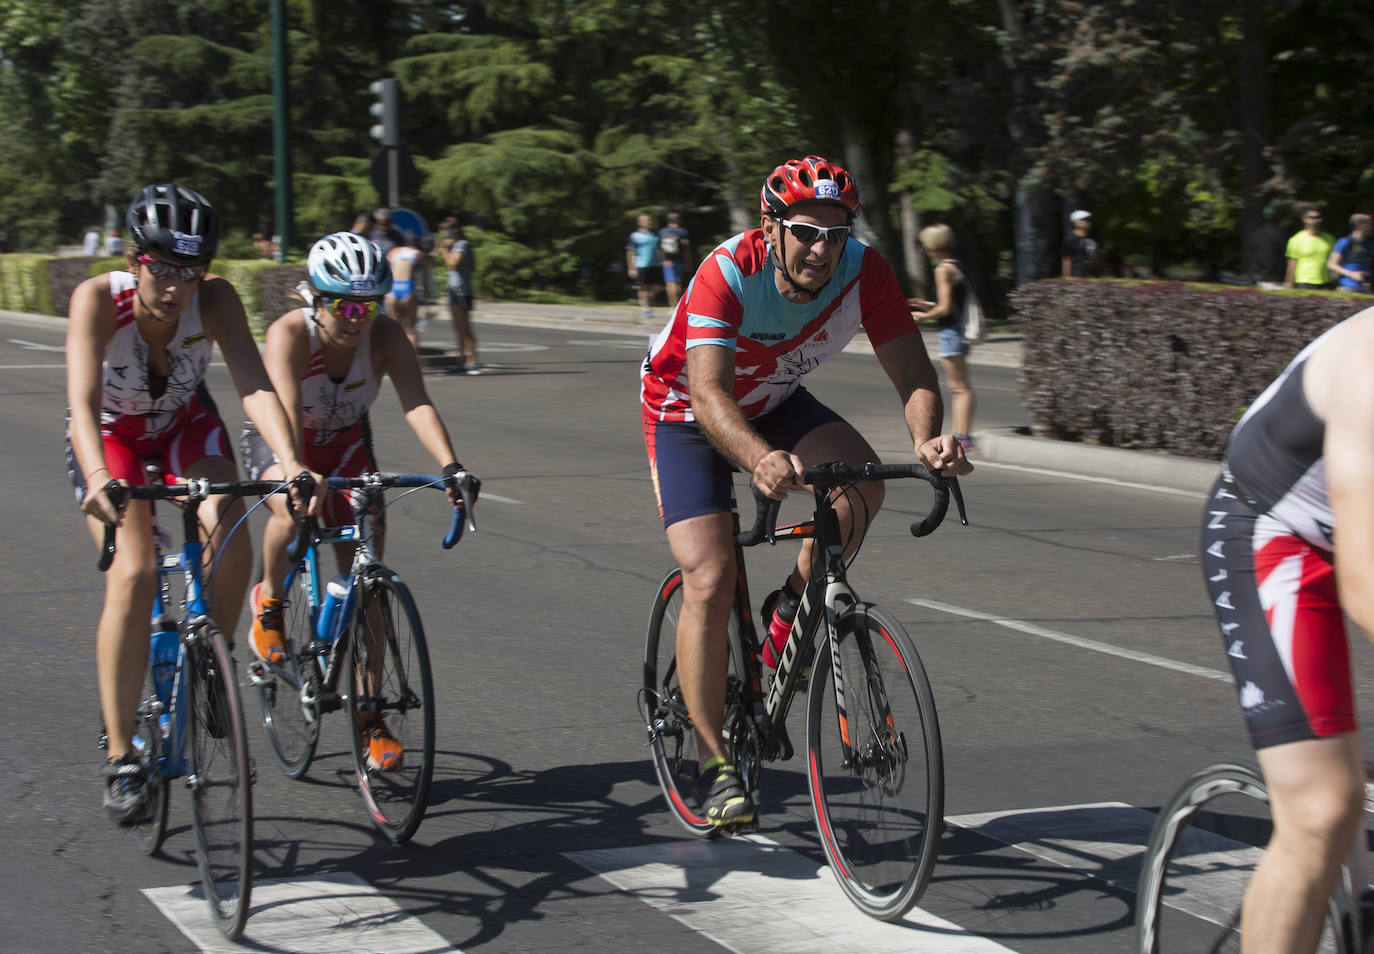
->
xmin=760 ymin=155 xmax=861 ymax=219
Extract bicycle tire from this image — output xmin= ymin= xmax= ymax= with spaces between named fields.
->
xmin=806 ymin=602 xmax=943 ymax=921
xmin=256 ymin=565 xmax=321 ymax=779
xmin=186 ymin=622 xmax=253 ymax=940
xmin=346 ymin=571 xmax=435 ymax=844
xmin=130 ymin=685 xmax=170 ymax=856
xmin=1136 ymin=761 xmax=1352 ymax=954
xmin=640 ymin=566 xmax=747 ymax=838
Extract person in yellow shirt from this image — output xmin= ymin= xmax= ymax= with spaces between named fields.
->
xmin=1285 ymin=206 xmax=1335 ymax=289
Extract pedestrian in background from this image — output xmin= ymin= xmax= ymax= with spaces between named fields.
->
xmin=104 ymin=230 xmax=123 ymax=257
xmin=1328 ymin=213 xmax=1373 ymax=293
xmin=910 ymin=223 xmax=976 ymax=449
xmin=440 ymin=218 xmax=480 ymax=374
xmin=1061 ymin=210 xmax=1102 ymax=278
xmin=1246 ymin=203 xmax=1288 ymax=288
xmin=82 ymin=226 xmax=100 ymax=257
xmin=659 ymin=212 xmax=693 ymax=311
xmin=626 ymin=213 xmax=662 ymax=319
xmin=1285 ymin=206 xmax=1334 ymax=289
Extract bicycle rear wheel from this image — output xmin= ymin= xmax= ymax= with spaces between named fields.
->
xmin=346 ymin=571 xmax=435 ymax=844
xmin=130 ymin=688 xmax=170 ymax=856
xmin=806 ymin=602 xmax=943 ymax=921
xmin=1136 ymin=761 xmax=1351 ymax=953
xmin=640 ymin=566 xmax=747 ymax=838
xmin=186 ymin=622 xmax=253 ymax=940
xmin=255 ymin=566 xmax=320 ymax=779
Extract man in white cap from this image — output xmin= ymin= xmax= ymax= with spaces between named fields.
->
xmin=1061 ymin=209 xmax=1102 ymax=278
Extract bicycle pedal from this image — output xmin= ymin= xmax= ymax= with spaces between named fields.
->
xmin=721 ymin=817 xmax=760 ymax=836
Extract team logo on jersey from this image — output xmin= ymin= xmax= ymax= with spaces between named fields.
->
xmin=748 ymin=331 xmax=786 ymax=341
xmin=349 ymin=276 xmax=376 ymax=294
xmin=180 ymin=332 xmax=206 ymax=348
xmin=344 ymin=379 xmax=366 ymax=392
xmin=170 ymin=231 xmax=203 ymax=257
xmin=814 ymin=180 xmax=841 ymax=201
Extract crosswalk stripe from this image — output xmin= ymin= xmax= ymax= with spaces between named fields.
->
xmin=566 ymin=834 xmax=1019 ymax=952
xmin=142 ymin=872 xmax=461 ymax=953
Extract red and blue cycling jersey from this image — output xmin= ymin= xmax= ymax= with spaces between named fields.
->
xmin=639 ymin=228 xmax=916 ymax=423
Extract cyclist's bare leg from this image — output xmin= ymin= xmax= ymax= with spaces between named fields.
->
xmin=254 ymin=462 xmax=295 ymax=601
xmin=88 ymin=502 xmax=156 ymax=760
xmin=448 ymin=296 xmax=478 ymax=366
xmin=664 ymin=509 xmax=738 ymax=762
xmin=1244 ymin=733 xmax=1364 ymax=954
xmin=941 ymin=355 xmax=975 ymax=439
xmin=784 ymin=421 xmax=884 ymax=593
xmin=186 ymin=454 xmax=250 ymax=641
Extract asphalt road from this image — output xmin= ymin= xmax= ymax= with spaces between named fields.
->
xmin=3 ymin=311 xmax=1371 ymax=953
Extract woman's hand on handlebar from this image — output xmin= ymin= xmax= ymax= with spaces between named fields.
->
xmin=917 ymin=434 xmax=974 ymax=477
xmin=284 ymin=465 xmax=328 ymax=515
xmin=752 ymin=448 xmax=806 ymax=500
xmin=82 ymin=477 xmax=127 ymax=527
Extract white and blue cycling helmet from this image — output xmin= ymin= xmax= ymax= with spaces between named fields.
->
xmin=306 ymin=231 xmax=392 ymax=298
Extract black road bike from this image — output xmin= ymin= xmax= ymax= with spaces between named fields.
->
xmin=639 ymin=461 xmax=967 ymax=921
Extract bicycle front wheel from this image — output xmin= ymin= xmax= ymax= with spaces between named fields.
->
xmin=186 ymin=622 xmax=253 ymax=940
xmin=347 ymin=571 xmax=435 ymax=844
xmin=1136 ymin=761 xmax=1351 ymax=953
xmin=806 ymin=602 xmax=943 ymax=921
xmin=640 ymin=566 xmax=747 ymax=838
xmin=256 ymin=566 xmax=320 ymax=779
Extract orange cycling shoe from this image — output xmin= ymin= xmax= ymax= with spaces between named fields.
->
xmin=250 ymin=582 xmax=286 ymax=665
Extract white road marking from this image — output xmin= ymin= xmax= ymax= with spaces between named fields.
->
xmin=0 ymin=363 xmax=66 ymax=369
xmin=907 ymin=598 xmax=1231 ymax=683
xmin=142 ymin=872 xmax=461 ymax=953
xmin=6 ymin=337 xmax=65 ymax=352
xmin=1151 ymin=553 xmax=1197 ymax=562
xmin=971 ymin=459 xmax=1207 ymax=499
xmin=567 ymin=834 xmax=1018 ymax=952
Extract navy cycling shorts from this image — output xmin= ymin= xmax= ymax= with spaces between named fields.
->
xmin=642 ymin=387 xmax=846 ymax=528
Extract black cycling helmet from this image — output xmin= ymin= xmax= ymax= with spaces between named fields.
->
xmin=125 ymin=183 xmax=219 ymax=263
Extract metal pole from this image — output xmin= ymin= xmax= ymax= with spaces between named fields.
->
xmin=387 ymin=148 xmax=400 ymax=209
xmin=270 ymin=0 xmax=292 ymax=259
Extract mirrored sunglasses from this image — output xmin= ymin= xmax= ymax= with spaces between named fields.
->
xmin=137 ymin=255 xmax=208 ymax=281
xmin=319 ymin=295 xmax=381 ymax=321
xmin=778 ymin=219 xmax=851 ymax=245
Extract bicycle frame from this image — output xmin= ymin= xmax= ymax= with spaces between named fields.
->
xmin=145 ymin=480 xmax=225 ymax=780
xmin=730 ymin=463 xmax=964 ymax=768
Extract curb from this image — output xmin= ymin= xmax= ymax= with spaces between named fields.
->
xmin=973 ymin=426 xmax=1218 ymax=495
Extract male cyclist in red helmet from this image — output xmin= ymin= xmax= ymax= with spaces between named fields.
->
xmin=640 ymin=155 xmax=972 ymax=826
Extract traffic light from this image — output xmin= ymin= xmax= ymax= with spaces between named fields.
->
xmin=369 ymin=78 xmax=399 ymax=147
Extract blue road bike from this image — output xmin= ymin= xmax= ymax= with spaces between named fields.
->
xmin=98 ymin=469 xmax=279 ymax=940
xmin=247 ymin=471 xmax=477 ymax=844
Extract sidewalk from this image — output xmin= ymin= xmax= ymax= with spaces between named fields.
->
xmin=426 ymin=299 xmax=1025 ymax=369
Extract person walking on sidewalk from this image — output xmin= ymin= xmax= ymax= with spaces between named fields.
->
xmin=627 ymin=213 xmax=662 ymax=319
xmin=440 ymin=219 xmax=481 ymax=374
xmin=909 ymin=223 xmax=976 ymax=449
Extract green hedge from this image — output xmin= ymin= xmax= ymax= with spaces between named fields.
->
xmin=34 ymin=255 xmax=308 ymax=336
xmin=0 ymin=254 xmax=55 ymax=315
xmin=1012 ymin=279 xmax=1365 ymax=460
